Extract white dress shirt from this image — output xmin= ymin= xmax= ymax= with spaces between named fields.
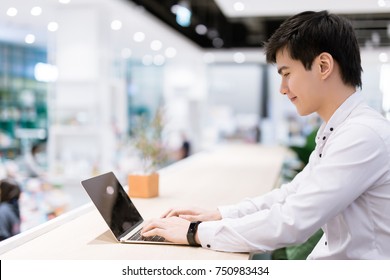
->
xmin=198 ymin=92 xmax=390 ymax=259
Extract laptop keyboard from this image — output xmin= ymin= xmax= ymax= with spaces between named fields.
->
xmin=129 ymin=229 xmax=166 ymax=242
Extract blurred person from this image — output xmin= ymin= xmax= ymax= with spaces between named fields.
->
xmin=24 ymin=142 xmax=47 ymax=178
xmin=179 ymin=133 xmax=191 ymax=159
xmin=0 ymin=179 xmax=21 ymax=241
xmin=141 ymin=11 xmax=390 ymax=259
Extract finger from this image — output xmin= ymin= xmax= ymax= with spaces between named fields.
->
xmin=178 ymin=214 xmax=200 ymax=222
xmin=164 ymin=208 xmax=190 ymax=218
xmin=141 ymin=220 xmax=165 ymax=234
xmin=160 ymin=208 xmax=174 ymax=218
xmin=166 ymin=208 xmax=198 ymax=218
xmin=161 ymin=208 xmax=188 ymax=218
xmin=165 ymin=211 xmax=179 ymax=218
xmin=142 ymin=228 xmax=177 ymax=244
xmin=142 ymin=227 xmax=164 ymax=238
xmin=140 ymin=218 xmax=156 ymax=233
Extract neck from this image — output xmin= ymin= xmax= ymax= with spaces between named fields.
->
xmin=318 ymin=84 xmax=356 ymax=123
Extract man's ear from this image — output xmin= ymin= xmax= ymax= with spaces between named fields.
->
xmin=317 ymin=52 xmax=334 ymax=80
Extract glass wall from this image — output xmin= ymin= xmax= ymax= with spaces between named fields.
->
xmin=0 ymin=42 xmax=47 ymax=159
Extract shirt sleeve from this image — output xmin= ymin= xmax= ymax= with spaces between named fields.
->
xmin=217 ymin=185 xmax=288 ymax=219
xmin=218 ymin=164 xmax=309 ymax=219
xmin=198 ymin=124 xmax=389 ymax=253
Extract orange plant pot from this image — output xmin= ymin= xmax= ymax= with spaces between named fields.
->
xmin=128 ymin=173 xmax=159 ymax=198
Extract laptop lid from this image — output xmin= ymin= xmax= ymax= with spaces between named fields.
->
xmin=81 ymin=171 xmax=144 ymax=241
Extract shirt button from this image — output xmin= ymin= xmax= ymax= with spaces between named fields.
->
xmin=330 ymin=128 xmax=334 ymax=131
xmin=322 ymin=136 xmax=326 ymax=140
xmin=319 ymin=154 xmax=322 ymax=158
xmin=325 ymin=241 xmax=328 ymax=245
xmin=207 ymin=244 xmax=211 ymax=248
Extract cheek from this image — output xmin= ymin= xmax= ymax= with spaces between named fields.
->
xmin=289 ymin=72 xmax=316 ymax=95
xmin=288 ymin=76 xmax=306 ymax=94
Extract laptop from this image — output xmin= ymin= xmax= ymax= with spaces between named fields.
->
xmin=81 ymin=171 xmax=179 ymax=245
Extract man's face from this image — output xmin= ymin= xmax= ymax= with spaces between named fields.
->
xmin=276 ymin=48 xmax=324 ymax=116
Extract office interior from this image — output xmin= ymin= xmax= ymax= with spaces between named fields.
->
xmin=0 ymin=0 xmax=389 ymax=237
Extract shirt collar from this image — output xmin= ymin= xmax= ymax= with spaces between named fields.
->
xmin=316 ymin=91 xmax=363 ymax=144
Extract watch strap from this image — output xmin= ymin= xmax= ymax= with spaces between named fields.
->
xmin=187 ymin=221 xmax=202 ymax=246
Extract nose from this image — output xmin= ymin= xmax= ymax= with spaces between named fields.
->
xmin=279 ymin=80 xmax=288 ymax=95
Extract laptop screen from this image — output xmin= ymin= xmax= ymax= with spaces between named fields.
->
xmin=81 ymin=172 xmax=144 ymax=240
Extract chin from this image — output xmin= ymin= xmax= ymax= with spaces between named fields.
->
xmin=296 ymin=108 xmax=313 ymax=116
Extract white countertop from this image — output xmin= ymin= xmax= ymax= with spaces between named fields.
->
xmin=0 ymin=143 xmax=286 ymax=260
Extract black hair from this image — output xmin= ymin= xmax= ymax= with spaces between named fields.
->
xmin=265 ymin=10 xmax=362 ymax=88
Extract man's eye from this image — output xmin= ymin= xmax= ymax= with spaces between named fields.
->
xmin=283 ymin=73 xmax=290 ymax=77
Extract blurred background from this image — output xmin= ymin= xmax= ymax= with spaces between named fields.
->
xmin=0 ymin=0 xmax=389 ymax=238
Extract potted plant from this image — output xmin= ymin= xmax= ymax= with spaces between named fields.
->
xmin=127 ymin=107 xmax=168 ymax=198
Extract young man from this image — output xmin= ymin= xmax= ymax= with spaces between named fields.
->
xmin=141 ymin=10 xmax=390 ymax=259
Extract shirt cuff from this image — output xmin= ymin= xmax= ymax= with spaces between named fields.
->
xmin=197 ymin=220 xmax=220 ymax=250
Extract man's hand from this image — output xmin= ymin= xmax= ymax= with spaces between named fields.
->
xmin=161 ymin=207 xmax=222 ymax=222
xmin=141 ymin=216 xmax=190 ymax=244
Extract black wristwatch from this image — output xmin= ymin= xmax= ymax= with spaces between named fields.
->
xmin=187 ymin=221 xmax=202 ymax=246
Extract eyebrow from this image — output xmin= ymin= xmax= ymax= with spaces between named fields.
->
xmin=277 ymin=66 xmax=289 ymax=75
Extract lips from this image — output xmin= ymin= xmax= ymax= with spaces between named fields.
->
xmin=289 ymin=96 xmax=297 ymax=102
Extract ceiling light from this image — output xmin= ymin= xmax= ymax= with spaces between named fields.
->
xmin=233 ymin=52 xmax=246 ymax=63
xmin=59 ymin=0 xmax=71 ymax=4
xmin=153 ymin=55 xmax=165 ymax=66
xmin=171 ymin=5 xmax=179 ymax=14
xmin=6 ymin=7 xmax=18 ymax=17
xmin=47 ymin=22 xmax=59 ymax=32
xmin=378 ymin=0 xmax=386 ymax=7
xmin=165 ymin=47 xmax=177 ymax=58
xmin=25 ymin=34 xmax=36 ymax=44
xmin=372 ymin=32 xmax=381 ymax=45
xmin=212 ymin=38 xmax=224 ymax=48
xmin=31 ymin=7 xmax=42 ymax=16
xmin=195 ymin=24 xmax=208 ymax=35
xmin=142 ymin=55 xmax=153 ymax=66
xmin=233 ymin=2 xmax=245 ymax=11
xmin=150 ymin=40 xmax=162 ymax=51
xmin=111 ymin=20 xmax=122 ymax=31
xmin=133 ymin=32 xmax=145 ymax=42
xmin=121 ymin=48 xmax=132 ymax=59
xmin=35 ymin=63 xmax=58 ymax=82
xmin=379 ymin=52 xmax=388 ymax=63
xmin=176 ymin=0 xmax=191 ymax=27
xmin=207 ymin=29 xmax=219 ymax=39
